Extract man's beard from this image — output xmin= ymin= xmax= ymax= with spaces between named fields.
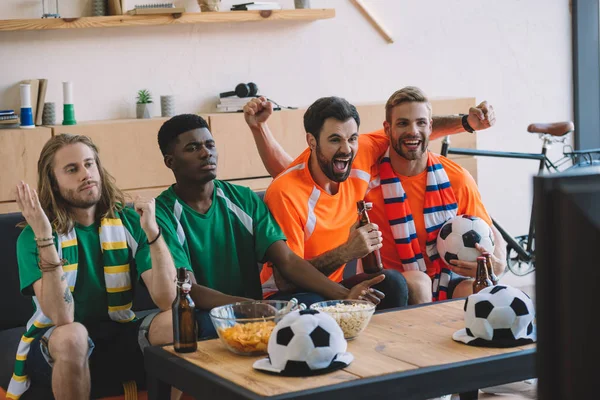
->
xmin=315 ymin=144 xmax=354 ymax=183
xmin=59 ymin=181 xmax=101 ymax=209
xmin=391 ymin=134 xmax=429 ymax=161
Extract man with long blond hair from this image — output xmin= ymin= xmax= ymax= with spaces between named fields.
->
xmin=7 ymin=134 xmax=177 ymax=400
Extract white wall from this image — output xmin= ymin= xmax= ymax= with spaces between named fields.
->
xmin=0 ymin=0 xmax=573 ymax=237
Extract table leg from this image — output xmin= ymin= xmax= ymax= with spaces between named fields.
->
xmin=459 ymin=390 xmax=479 ymax=400
xmin=147 ymin=373 xmax=171 ymax=400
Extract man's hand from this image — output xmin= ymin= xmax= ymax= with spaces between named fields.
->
xmin=16 ymin=181 xmax=52 ymax=238
xmin=449 ymin=243 xmax=502 ymax=278
xmin=344 ymin=221 xmax=383 ymax=260
xmin=347 ymin=274 xmax=386 ymax=305
xmin=134 ymin=196 xmax=159 ymax=240
xmin=243 ymin=96 xmax=273 ymax=130
xmin=467 ymin=101 xmax=496 ymax=131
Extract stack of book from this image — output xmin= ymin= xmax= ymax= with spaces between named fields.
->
xmin=216 ymin=97 xmax=279 ymax=113
xmin=0 ymin=110 xmax=19 ymax=129
xmin=231 ymin=2 xmax=282 ymax=11
xmin=216 ymin=97 xmax=254 ymax=113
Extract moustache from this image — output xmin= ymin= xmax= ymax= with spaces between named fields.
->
xmin=78 ymin=180 xmax=98 ymax=191
xmin=332 ymin=151 xmax=354 ymax=159
xmin=199 ymin=161 xmax=217 ymax=167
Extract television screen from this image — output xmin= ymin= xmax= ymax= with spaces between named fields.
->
xmin=534 ymin=165 xmax=600 ymax=400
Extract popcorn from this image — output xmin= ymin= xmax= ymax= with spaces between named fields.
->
xmin=311 ymin=302 xmax=374 ymax=339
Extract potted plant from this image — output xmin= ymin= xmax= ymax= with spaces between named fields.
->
xmin=136 ymin=89 xmax=153 ymax=119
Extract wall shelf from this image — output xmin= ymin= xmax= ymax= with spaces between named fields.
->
xmin=0 ymin=9 xmax=335 ymax=32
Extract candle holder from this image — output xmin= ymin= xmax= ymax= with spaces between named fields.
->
xmin=20 ymin=84 xmax=35 ymax=129
xmin=62 ymin=81 xmax=77 ymax=126
xmin=41 ymin=0 xmax=60 ymax=18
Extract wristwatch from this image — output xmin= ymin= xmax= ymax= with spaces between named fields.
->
xmin=459 ymin=114 xmax=476 ymax=134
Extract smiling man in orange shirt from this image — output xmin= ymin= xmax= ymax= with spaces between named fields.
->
xmin=244 ymin=93 xmax=499 ymax=307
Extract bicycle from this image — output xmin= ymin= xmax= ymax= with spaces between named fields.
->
xmin=440 ymin=121 xmax=600 ymax=276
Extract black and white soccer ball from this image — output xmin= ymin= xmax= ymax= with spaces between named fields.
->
xmin=436 ymin=214 xmax=495 ymax=266
xmin=253 ymin=309 xmax=353 ymax=376
xmin=453 ymin=285 xmax=536 ymax=347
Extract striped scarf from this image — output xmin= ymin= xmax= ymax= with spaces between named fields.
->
xmin=379 ymin=149 xmax=457 ymax=301
xmin=7 ymin=216 xmax=138 ymax=400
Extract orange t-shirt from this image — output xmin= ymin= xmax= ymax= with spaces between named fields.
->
xmin=365 ymin=155 xmax=492 ymax=277
xmin=261 ymin=133 xmax=388 ymax=296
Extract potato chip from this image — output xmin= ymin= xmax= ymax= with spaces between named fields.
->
xmin=218 ymin=321 xmax=276 ymax=354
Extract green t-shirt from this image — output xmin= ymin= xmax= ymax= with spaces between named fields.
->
xmin=153 ymin=180 xmax=286 ymax=301
xmin=17 ymin=207 xmax=151 ymax=325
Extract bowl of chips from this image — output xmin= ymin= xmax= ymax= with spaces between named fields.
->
xmin=209 ymin=300 xmax=294 ymax=356
xmin=310 ymin=300 xmax=376 ymax=340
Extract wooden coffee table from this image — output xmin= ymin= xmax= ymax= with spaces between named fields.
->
xmin=145 ymin=300 xmax=535 ymax=399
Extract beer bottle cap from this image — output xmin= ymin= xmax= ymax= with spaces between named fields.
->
xmin=182 ymin=283 xmax=192 ymax=292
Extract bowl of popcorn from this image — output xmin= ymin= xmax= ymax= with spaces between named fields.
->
xmin=209 ymin=300 xmax=294 ymax=356
xmin=310 ymin=300 xmax=376 ymax=340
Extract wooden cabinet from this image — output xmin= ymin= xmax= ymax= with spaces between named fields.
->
xmin=0 ymin=127 xmax=52 ymax=204
xmin=0 ymin=98 xmax=478 ymax=213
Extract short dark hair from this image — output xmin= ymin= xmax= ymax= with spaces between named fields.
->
xmin=158 ymin=114 xmax=210 ymax=155
xmin=303 ymin=97 xmax=360 ymax=140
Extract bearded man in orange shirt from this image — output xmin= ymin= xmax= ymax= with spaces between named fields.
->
xmin=244 ymin=90 xmax=503 ymax=306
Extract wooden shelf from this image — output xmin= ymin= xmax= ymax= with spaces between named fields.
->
xmin=0 ymin=9 xmax=335 ymax=32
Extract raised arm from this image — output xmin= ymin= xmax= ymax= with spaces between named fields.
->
xmin=431 ymin=101 xmax=496 ymax=140
xmin=244 ymin=97 xmax=294 ymax=177
xmin=135 ymin=197 xmax=177 ymax=311
xmin=16 ymin=182 xmax=73 ymax=326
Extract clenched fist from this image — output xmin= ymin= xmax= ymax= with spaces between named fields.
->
xmin=134 ymin=196 xmax=159 ymax=241
xmin=243 ymin=96 xmax=273 ymax=130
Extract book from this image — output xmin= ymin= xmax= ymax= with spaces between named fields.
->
xmin=0 ymin=110 xmax=15 ymax=116
xmin=231 ymin=2 xmax=282 ymax=10
xmin=0 ymin=114 xmax=18 ymax=121
xmin=108 ymin=0 xmax=123 ymax=15
xmin=126 ymin=7 xmax=185 ymax=15
xmin=35 ymin=78 xmax=48 ymax=126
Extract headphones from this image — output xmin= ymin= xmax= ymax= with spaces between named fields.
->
xmin=219 ymin=82 xmax=298 ymax=110
xmin=219 ymin=82 xmax=259 ymax=98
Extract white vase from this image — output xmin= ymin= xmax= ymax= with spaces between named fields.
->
xmin=136 ymin=103 xmax=151 ymax=119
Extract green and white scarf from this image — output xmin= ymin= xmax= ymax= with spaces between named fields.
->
xmin=7 ymin=216 xmax=138 ymax=399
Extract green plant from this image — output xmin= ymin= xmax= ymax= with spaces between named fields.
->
xmin=136 ymin=89 xmax=153 ymax=104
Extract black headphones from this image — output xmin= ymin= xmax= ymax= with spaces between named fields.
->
xmin=219 ymin=82 xmax=259 ymax=98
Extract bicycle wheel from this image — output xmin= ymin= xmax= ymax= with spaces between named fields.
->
xmin=506 ymin=235 xmax=535 ymax=276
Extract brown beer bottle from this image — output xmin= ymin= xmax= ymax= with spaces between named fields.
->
xmin=472 ymin=256 xmax=493 ymax=294
xmin=357 ymin=200 xmax=383 ymax=273
xmin=482 ymin=252 xmax=499 ymax=286
xmin=172 ymin=267 xmax=198 ymax=353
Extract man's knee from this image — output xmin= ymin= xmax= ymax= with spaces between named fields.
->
xmin=376 ymin=269 xmax=409 ymax=307
xmin=450 ymin=279 xmax=474 ymax=299
xmin=403 ymin=270 xmax=432 ymax=304
xmin=48 ymin=323 xmax=89 ymax=362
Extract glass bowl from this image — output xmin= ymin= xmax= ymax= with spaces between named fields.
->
xmin=310 ymin=300 xmax=376 ymax=340
xmin=209 ymin=300 xmax=292 ymax=356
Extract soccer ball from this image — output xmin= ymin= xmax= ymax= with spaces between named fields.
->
xmin=436 ymin=214 xmax=495 ymax=266
xmin=258 ymin=309 xmax=350 ymax=375
xmin=463 ymin=285 xmax=535 ymax=345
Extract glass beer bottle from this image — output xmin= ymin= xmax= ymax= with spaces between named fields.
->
xmin=472 ymin=256 xmax=493 ymax=294
xmin=357 ymin=200 xmax=383 ymax=273
xmin=173 ymin=267 xmax=198 ymax=353
xmin=482 ymin=252 xmax=499 ymax=286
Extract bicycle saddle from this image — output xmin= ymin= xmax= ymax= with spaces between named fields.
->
xmin=527 ymin=121 xmax=574 ymax=136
